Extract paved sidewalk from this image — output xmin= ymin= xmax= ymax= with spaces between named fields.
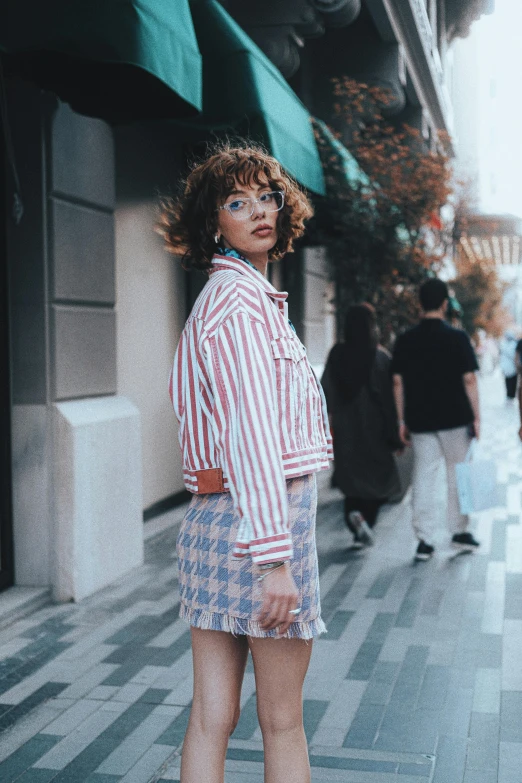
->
xmin=0 ymin=372 xmax=520 ymax=782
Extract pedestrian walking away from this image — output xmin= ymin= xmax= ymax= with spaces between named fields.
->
xmin=391 ymin=278 xmax=481 ymax=561
xmin=517 ymin=338 xmax=522 ymax=442
xmin=499 ymin=327 xmax=519 ymax=400
xmin=159 ymin=143 xmax=332 ymax=783
xmin=321 ymin=304 xmax=401 ymax=549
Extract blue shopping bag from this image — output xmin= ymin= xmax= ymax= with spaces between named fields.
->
xmin=455 ymin=442 xmax=498 ymax=515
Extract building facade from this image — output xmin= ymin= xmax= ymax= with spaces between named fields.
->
xmin=1 ymin=0 xmax=492 ymax=599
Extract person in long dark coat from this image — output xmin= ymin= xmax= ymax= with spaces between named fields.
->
xmin=321 ymin=305 xmax=401 ymax=548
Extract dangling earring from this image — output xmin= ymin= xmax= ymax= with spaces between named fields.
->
xmin=214 ymin=234 xmax=220 ymax=244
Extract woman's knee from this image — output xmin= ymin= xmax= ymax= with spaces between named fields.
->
xmin=191 ymin=697 xmax=241 ymax=738
xmin=257 ymin=701 xmax=303 ymax=737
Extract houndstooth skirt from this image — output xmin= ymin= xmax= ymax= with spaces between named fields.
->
xmin=176 ymin=473 xmax=326 ymax=639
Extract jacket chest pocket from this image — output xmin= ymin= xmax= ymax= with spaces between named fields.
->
xmin=271 ymin=336 xmax=308 ymax=397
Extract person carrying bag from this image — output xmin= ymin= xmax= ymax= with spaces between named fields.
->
xmin=456 ymin=440 xmax=498 ymax=515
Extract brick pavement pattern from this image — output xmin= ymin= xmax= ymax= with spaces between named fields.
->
xmin=0 ymin=373 xmax=520 ymax=782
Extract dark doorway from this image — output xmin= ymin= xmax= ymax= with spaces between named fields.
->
xmin=0 ymin=103 xmax=15 ymax=590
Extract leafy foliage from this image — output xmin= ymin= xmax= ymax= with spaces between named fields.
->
xmin=450 ymin=257 xmax=509 ymax=338
xmin=451 ymin=201 xmax=510 ymax=338
xmin=308 ymin=77 xmax=453 ymax=345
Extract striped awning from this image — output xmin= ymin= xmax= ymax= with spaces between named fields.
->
xmin=457 ymin=214 xmax=522 ymax=266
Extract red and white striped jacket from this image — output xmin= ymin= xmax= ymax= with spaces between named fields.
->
xmin=169 ymin=253 xmax=333 ymax=564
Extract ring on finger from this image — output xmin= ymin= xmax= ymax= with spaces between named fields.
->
xmin=289 ymin=607 xmax=302 ymax=616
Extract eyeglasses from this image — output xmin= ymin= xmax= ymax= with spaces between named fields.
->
xmin=217 ymin=191 xmax=285 ymax=220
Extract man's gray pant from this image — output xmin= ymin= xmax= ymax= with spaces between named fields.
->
xmin=411 ymin=426 xmax=472 ymax=544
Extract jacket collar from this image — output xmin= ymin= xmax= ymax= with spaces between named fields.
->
xmin=210 ymin=253 xmax=288 ymax=306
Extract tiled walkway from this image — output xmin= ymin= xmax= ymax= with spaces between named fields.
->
xmin=0 ymin=372 xmax=520 ymax=782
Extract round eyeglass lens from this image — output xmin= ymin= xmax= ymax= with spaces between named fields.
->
xmin=224 ymin=191 xmax=285 ymax=219
xmin=226 ymin=199 xmax=250 ymax=217
xmin=260 ymin=191 xmax=284 ymax=211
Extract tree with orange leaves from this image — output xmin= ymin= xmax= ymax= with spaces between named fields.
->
xmin=450 ymin=255 xmax=509 ymax=339
xmin=310 ymin=77 xmax=453 ymax=345
xmin=450 ymin=193 xmax=510 ymax=338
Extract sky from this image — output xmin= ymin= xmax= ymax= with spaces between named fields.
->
xmin=471 ymin=0 xmax=522 ymax=217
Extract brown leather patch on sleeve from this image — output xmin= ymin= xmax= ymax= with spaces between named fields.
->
xmin=195 ymin=468 xmax=226 ymax=494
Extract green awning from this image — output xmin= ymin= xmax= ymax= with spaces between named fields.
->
xmin=0 ymin=0 xmax=202 ymax=123
xmin=312 ymin=117 xmax=409 ymax=240
xmin=189 ymin=0 xmax=325 ymax=196
xmin=313 ymin=118 xmax=415 ymax=247
xmin=312 ymin=118 xmax=371 ymax=192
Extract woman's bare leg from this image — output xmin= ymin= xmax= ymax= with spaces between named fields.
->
xmin=249 ymin=637 xmax=313 ymax=783
xmin=180 ymin=628 xmax=249 ymax=783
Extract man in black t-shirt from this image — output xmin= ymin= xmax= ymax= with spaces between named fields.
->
xmin=391 ymin=279 xmax=481 ymax=561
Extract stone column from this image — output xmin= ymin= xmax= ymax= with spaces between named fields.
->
xmin=302 ymin=247 xmax=336 ymax=377
xmin=48 ymin=102 xmax=143 ymax=601
xmin=7 ymin=82 xmax=143 ymax=600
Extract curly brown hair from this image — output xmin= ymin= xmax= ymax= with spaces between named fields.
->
xmin=157 ymin=143 xmax=314 ymax=271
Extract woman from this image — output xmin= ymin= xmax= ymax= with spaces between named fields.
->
xmin=321 ymin=305 xmax=401 ymax=548
xmin=159 ymin=144 xmax=332 ymax=783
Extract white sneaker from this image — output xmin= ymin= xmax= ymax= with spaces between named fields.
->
xmin=348 ymin=511 xmax=375 ymax=547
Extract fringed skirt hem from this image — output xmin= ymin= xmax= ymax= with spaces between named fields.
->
xmin=180 ymin=603 xmax=327 ymax=640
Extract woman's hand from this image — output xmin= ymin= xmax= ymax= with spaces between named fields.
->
xmin=258 ymin=563 xmax=299 ymax=636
